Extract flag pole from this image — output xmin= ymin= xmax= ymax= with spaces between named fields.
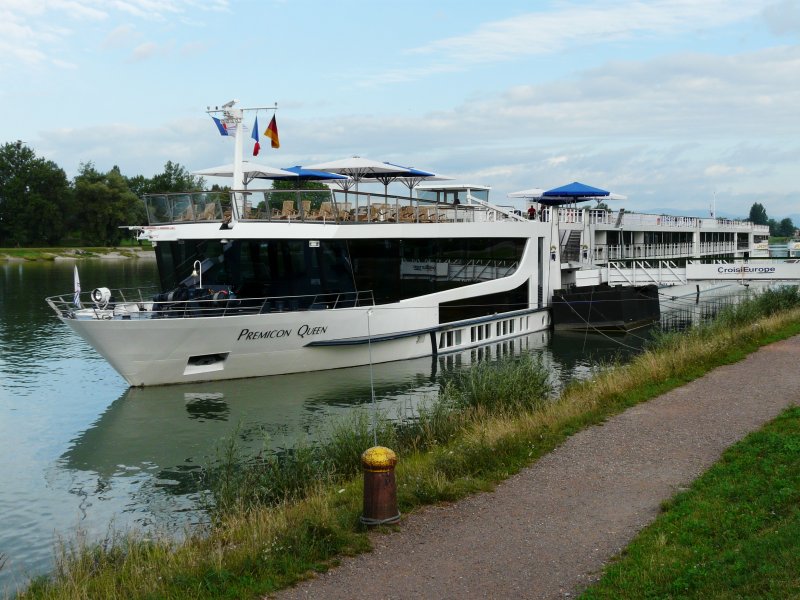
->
xmin=205 ymin=101 xmax=279 ymax=223
xmin=73 ymin=264 xmax=82 ymax=308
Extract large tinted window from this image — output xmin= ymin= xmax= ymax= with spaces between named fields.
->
xmin=348 ymin=237 xmax=526 ymax=304
xmin=155 ymin=240 xmax=225 ymax=290
xmin=156 ymin=237 xmax=526 ymax=308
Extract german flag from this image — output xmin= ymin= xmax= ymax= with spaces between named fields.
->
xmin=264 ymin=115 xmax=280 ymax=149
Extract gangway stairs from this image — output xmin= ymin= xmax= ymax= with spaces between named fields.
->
xmin=606 ymin=261 xmax=687 ymax=286
xmin=599 ymin=259 xmax=800 ymax=287
xmin=561 ymin=230 xmax=582 ymax=263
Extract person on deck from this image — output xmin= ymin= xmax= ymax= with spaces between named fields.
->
xmin=528 ymin=205 xmax=537 ymax=220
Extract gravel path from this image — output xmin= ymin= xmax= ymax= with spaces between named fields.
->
xmin=274 ymin=336 xmax=800 ymax=600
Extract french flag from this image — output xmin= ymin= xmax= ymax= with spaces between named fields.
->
xmin=251 ymin=116 xmax=260 ymax=156
xmin=211 ymin=116 xmax=232 ymax=136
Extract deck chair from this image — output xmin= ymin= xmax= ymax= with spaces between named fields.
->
xmin=273 ymin=200 xmax=298 ymax=220
xmin=300 ymin=200 xmax=312 ymax=219
xmin=316 ymin=201 xmax=334 ymax=221
xmin=334 ymin=202 xmax=352 ymax=221
xmin=180 ymin=205 xmax=195 ymax=221
xmin=397 ymin=206 xmax=417 ymax=222
xmin=418 ymin=207 xmax=435 ymax=223
xmin=199 ymin=203 xmax=218 ymax=220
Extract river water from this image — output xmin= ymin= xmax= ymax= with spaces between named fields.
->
xmin=0 ymin=259 xmax=763 ymax=593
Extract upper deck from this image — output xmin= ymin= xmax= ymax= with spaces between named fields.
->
xmin=541 ymin=205 xmax=770 ymax=234
xmin=142 ymin=186 xmax=523 ymax=227
xmin=142 ymin=188 xmax=770 ymax=239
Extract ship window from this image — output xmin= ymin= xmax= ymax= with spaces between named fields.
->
xmin=348 ymin=237 xmax=526 ymax=306
xmin=156 ymin=236 xmax=526 ymax=310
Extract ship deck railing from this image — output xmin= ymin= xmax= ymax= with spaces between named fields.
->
xmin=537 ymin=206 xmax=769 ymax=233
xmin=46 ymin=288 xmax=376 ymax=321
xmin=585 ymin=242 xmax=746 ymax=262
xmin=142 ymin=189 xmax=525 ymax=226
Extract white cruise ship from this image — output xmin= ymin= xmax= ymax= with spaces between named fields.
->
xmin=44 ymin=104 xmax=770 ymax=386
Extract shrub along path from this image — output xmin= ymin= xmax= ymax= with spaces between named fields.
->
xmin=274 ymin=335 xmax=800 ymax=600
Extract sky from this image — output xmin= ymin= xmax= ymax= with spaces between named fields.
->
xmin=1 ymin=0 xmax=799 ymax=219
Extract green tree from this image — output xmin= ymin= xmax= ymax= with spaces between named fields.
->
xmin=748 ymin=202 xmax=769 ymax=225
xmin=74 ymin=163 xmax=143 ymax=245
xmin=778 ymin=217 xmax=795 ymax=238
xmin=0 ymin=141 xmax=72 ymax=246
xmin=141 ymin=161 xmax=205 ymax=194
xmin=271 ymin=179 xmax=326 ymax=191
xmin=768 ymin=218 xmax=779 ymax=236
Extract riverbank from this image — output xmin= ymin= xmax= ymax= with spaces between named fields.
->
xmin=17 ymin=289 xmax=800 ymax=599
xmin=270 ymin=336 xmax=800 ymax=600
xmin=0 ymin=246 xmax=155 ymax=261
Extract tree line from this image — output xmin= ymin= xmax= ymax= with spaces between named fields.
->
xmin=748 ymin=202 xmax=796 ymax=238
xmin=0 ymin=142 xmax=205 ymax=247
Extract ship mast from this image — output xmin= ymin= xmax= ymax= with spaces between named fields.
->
xmin=206 ymin=100 xmax=277 ymax=223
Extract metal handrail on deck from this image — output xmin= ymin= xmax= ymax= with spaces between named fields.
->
xmin=46 ymin=289 xmax=376 ymax=320
xmin=142 ymin=189 xmax=519 ymax=226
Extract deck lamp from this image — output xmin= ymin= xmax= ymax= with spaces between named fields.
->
xmin=192 ymin=260 xmax=202 ymax=288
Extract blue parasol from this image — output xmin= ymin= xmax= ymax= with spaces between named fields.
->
xmin=543 ymin=181 xmax=609 ymax=197
xmin=275 ymin=166 xmax=350 ymax=181
xmin=540 ymin=181 xmax=610 ymax=206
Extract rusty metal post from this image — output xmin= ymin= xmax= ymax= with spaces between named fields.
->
xmin=360 ymin=446 xmax=400 ymax=526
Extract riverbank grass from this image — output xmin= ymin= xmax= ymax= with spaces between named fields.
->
xmin=0 ymin=242 xmax=151 ymax=261
xmin=581 ymin=405 xmax=800 ymax=599
xmin=18 ymin=287 xmax=800 ymax=599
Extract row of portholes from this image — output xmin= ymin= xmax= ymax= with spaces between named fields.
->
xmin=439 ymin=337 xmax=531 ymax=369
xmin=438 ymin=315 xmax=537 ymax=351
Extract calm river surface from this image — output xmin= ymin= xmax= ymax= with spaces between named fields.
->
xmin=0 ymin=259 xmax=756 ymax=593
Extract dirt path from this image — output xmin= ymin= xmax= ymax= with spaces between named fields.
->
xmin=274 ymin=336 xmax=800 ymax=600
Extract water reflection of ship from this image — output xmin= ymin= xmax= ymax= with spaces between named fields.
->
xmin=59 ymin=332 xmax=556 ymax=494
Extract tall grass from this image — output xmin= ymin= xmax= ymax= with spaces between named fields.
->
xmin=205 ymin=354 xmax=553 ymax=516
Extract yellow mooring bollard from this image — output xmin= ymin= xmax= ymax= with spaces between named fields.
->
xmin=360 ymin=446 xmax=400 ymax=526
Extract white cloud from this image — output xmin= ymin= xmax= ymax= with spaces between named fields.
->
xmin=130 ymin=41 xmax=160 ymax=61
xmin=274 ymin=44 xmax=800 ymax=216
xmin=704 ymin=164 xmax=750 ymax=177
xmin=101 ymin=24 xmax=140 ymax=49
xmin=762 ymin=0 xmax=800 ymax=37
xmin=371 ymin=0 xmax=767 ymax=84
xmin=50 ymin=0 xmax=108 ymax=20
xmin=0 ymin=0 xmax=229 ymax=71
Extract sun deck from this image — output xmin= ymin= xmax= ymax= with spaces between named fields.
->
xmin=143 ymin=188 xmax=523 ymax=226
xmin=140 ymin=188 xmax=769 ymax=267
